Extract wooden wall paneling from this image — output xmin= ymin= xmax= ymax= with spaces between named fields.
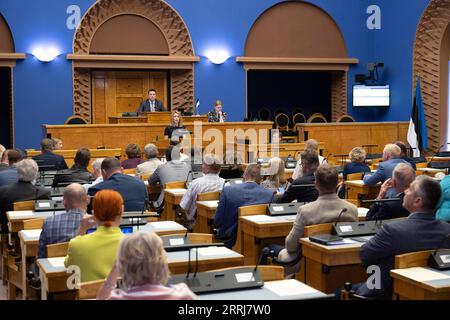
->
xmin=92 ymin=72 xmax=106 ymax=124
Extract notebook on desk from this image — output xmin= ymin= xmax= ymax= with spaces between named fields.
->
xmin=309 ymin=234 xmax=344 ymax=245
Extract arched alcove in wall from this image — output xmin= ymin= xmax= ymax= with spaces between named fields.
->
xmin=413 ymin=0 xmax=450 ymax=153
xmin=69 ymin=0 xmax=198 ymax=123
xmin=238 ymin=1 xmax=357 ymax=122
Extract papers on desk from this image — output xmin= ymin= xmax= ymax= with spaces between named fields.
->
xmin=326 ymin=238 xmax=358 ymax=246
xmin=10 ymin=210 xmax=34 ymax=217
xmin=197 ymin=246 xmax=231 ymax=257
xmin=201 ymin=200 xmax=219 ymax=207
xmin=358 ymin=207 xmax=369 ymax=218
xmin=246 ymin=215 xmax=276 ymax=223
xmin=393 ymin=267 xmax=450 ymax=282
xmin=265 ymin=279 xmax=319 ymax=297
xmin=20 ymin=229 xmax=42 ymax=239
xmin=151 ymin=221 xmax=183 ymax=230
xmin=165 ymin=188 xmax=186 ymax=194
xmin=235 ymin=272 xmax=255 ymax=283
xmin=48 ymin=257 xmax=66 ymax=268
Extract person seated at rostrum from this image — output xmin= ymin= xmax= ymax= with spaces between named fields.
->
xmin=179 ymin=154 xmax=224 ymax=230
xmin=261 ymin=157 xmax=290 ymax=193
xmin=97 ymin=232 xmax=197 ymax=300
xmin=0 ymin=159 xmax=50 ymax=234
xmin=65 ymin=189 xmax=125 ymax=283
xmin=366 ymin=163 xmax=415 ymax=221
xmin=88 ymin=157 xmax=148 ymax=212
xmin=275 ymin=149 xmax=319 ymax=203
xmin=269 ymin=164 xmax=358 ymax=276
xmin=120 ymin=144 xmax=145 ymax=170
xmin=136 ymin=144 xmax=162 ymax=177
xmin=52 ymin=148 xmax=93 ymax=187
xmin=354 ymin=176 xmax=450 ymax=299
xmin=32 ymin=138 xmax=68 ymax=171
xmin=0 ymin=149 xmax=23 ymax=187
xmin=207 ymin=100 xmax=227 ymax=123
xmin=214 ymin=164 xmax=274 ymax=248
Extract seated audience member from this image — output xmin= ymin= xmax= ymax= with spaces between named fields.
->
xmin=38 ymin=183 xmax=89 ymax=258
xmin=207 ymin=100 xmax=227 ymax=123
xmin=65 ymin=190 xmax=125 ymax=283
xmin=436 ymin=174 xmax=450 ymax=222
xmin=337 ymin=147 xmax=371 ymax=198
xmin=83 ymin=158 xmax=105 ymax=191
xmin=0 ymin=149 xmax=22 ymax=186
xmin=355 ymin=176 xmax=450 ymax=299
xmin=261 ymin=157 xmax=289 ymax=193
xmin=148 ymin=146 xmax=191 ymax=208
xmin=52 ymin=148 xmax=93 ymax=187
xmin=275 ymin=149 xmax=319 ymax=203
xmin=179 ymin=154 xmax=225 ymax=229
xmin=164 ymin=110 xmax=186 ymax=139
xmin=0 ymin=145 xmax=7 ymax=170
xmin=136 ymin=144 xmax=162 ymax=177
xmin=395 ymin=141 xmax=417 ymax=170
xmin=52 ymin=138 xmax=63 ymax=151
xmin=121 ymin=144 xmax=145 ymax=170
xmin=32 ymin=138 xmax=68 ymax=171
xmin=0 ymin=159 xmax=50 ymax=233
xmin=275 ymin=165 xmax=358 ymax=274
xmin=214 ymin=164 xmax=274 ymax=248
xmin=292 ymin=139 xmax=325 ymax=180
xmin=97 ymin=232 xmax=197 ymax=300
xmin=366 ymin=163 xmax=415 ymax=221
xmin=363 ymin=144 xmax=410 ymax=187
xmin=220 ymin=151 xmax=244 ymax=180
xmin=88 ymin=157 xmax=148 ymax=212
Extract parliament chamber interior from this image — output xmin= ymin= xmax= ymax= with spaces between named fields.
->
xmin=1 ymin=0 xmax=450 ymax=306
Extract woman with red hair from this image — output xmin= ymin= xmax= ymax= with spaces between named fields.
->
xmin=65 ymin=189 xmax=125 ymax=283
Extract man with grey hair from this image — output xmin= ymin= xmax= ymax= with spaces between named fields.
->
xmin=179 ymin=154 xmax=225 ymax=230
xmin=214 ymin=163 xmax=274 ymax=248
xmin=83 ymin=158 xmax=105 ymax=191
xmin=32 ymin=138 xmax=68 ymax=171
xmin=0 ymin=159 xmax=50 ymax=233
xmin=0 ymin=149 xmax=23 ymax=186
xmin=38 ymin=183 xmax=89 ymax=258
xmin=136 ymin=144 xmax=162 ymax=176
xmin=366 ymin=163 xmax=416 ymax=220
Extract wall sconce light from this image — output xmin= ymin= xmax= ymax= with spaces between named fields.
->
xmin=31 ymin=47 xmax=60 ymax=62
xmin=204 ymin=49 xmax=230 ymax=64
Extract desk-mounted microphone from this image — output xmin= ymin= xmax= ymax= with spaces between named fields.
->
xmin=331 ymin=208 xmax=348 ymax=235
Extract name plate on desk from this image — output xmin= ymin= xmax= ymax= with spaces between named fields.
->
xmin=268 ymin=202 xmax=306 ymax=216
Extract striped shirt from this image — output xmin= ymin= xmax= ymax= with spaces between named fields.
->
xmin=108 ymin=283 xmax=197 ymax=300
xmin=179 ymin=173 xmax=224 ymax=220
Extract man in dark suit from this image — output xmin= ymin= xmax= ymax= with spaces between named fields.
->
xmin=32 ymin=138 xmax=68 ymax=171
xmin=0 ymin=149 xmax=22 ymax=186
xmin=395 ymin=141 xmax=417 ymax=170
xmin=363 ymin=143 xmax=409 ymax=186
xmin=52 ymin=148 xmax=93 ymax=187
xmin=214 ymin=164 xmax=274 ymax=248
xmin=0 ymin=159 xmax=51 ymax=233
xmin=366 ymin=163 xmax=415 ymax=221
xmin=356 ymin=175 xmax=450 ymax=299
xmin=88 ymin=157 xmax=147 ymax=212
xmin=275 ymin=149 xmax=319 ymax=203
xmin=136 ymin=88 xmax=164 ymax=113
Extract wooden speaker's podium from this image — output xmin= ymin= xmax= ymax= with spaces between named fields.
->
xmin=109 ymin=112 xmax=208 ymax=124
xmin=146 ymin=111 xmax=172 ymax=124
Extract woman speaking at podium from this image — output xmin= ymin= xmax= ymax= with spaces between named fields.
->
xmin=164 ymin=110 xmax=186 ymax=139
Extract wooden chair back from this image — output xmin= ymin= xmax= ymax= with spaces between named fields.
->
xmin=346 ymin=173 xmax=363 ymax=181
xmin=197 ymin=191 xmax=221 ymax=201
xmin=394 ymin=250 xmax=433 ymax=269
xmin=13 ymin=200 xmax=35 ymax=211
xmin=76 ymin=279 xmax=105 ymax=300
xmin=46 ymin=241 xmax=69 ymax=258
xmin=122 ymin=168 xmax=136 ymax=175
xmin=304 ymin=223 xmax=333 ymax=237
xmin=234 ymin=204 xmax=268 ymax=252
xmin=211 ymin=265 xmax=284 ymax=282
xmin=165 ymin=181 xmax=185 ymax=189
xmin=23 ymin=218 xmax=44 ymax=230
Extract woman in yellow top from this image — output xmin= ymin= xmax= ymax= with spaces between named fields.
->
xmin=64 ymin=189 xmax=125 ymax=283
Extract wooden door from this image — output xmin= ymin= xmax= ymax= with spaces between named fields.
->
xmin=92 ymin=71 xmax=168 ymax=123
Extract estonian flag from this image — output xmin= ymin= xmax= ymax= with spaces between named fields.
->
xmin=407 ymin=77 xmax=428 ymax=157
xmin=195 ymin=99 xmax=200 ymax=115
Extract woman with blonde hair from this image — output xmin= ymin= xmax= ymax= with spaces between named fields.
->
xmin=261 ymin=157 xmax=289 ymax=193
xmin=164 ymin=110 xmax=186 ymax=139
xmin=97 ymin=232 xmax=197 ymax=300
xmin=337 ymin=147 xmax=371 ymax=198
xmin=64 ymin=189 xmax=125 ymax=282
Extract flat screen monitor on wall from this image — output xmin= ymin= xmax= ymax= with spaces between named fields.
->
xmin=353 ymin=84 xmax=390 ymax=107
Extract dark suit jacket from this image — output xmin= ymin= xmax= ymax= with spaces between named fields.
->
xmin=88 ymin=173 xmax=147 ymax=212
xmin=401 ymin=156 xmax=417 ymax=170
xmin=356 ymin=212 xmax=450 ymax=299
xmin=275 ymin=173 xmax=318 ymax=203
xmin=342 ymin=162 xmax=371 ymax=180
xmin=214 ymin=182 xmax=274 ymax=248
xmin=363 ymin=158 xmax=409 ymax=186
xmin=32 ymin=151 xmax=68 ymax=171
xmin=137 ymin=99 xmax=164 ymax=113
xmin=0 ymin=167 xmax=18 ymax=187
xmin=0 ymin=181 xmax=51 ymax=233
xmin=365 ymin=192 xmax=410 ymax=221
xmin=52 ymin=164 xmax=93 ymax=187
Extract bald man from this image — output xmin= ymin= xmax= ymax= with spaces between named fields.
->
xmin=37 ymin=183 xmax=90 ymax=258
